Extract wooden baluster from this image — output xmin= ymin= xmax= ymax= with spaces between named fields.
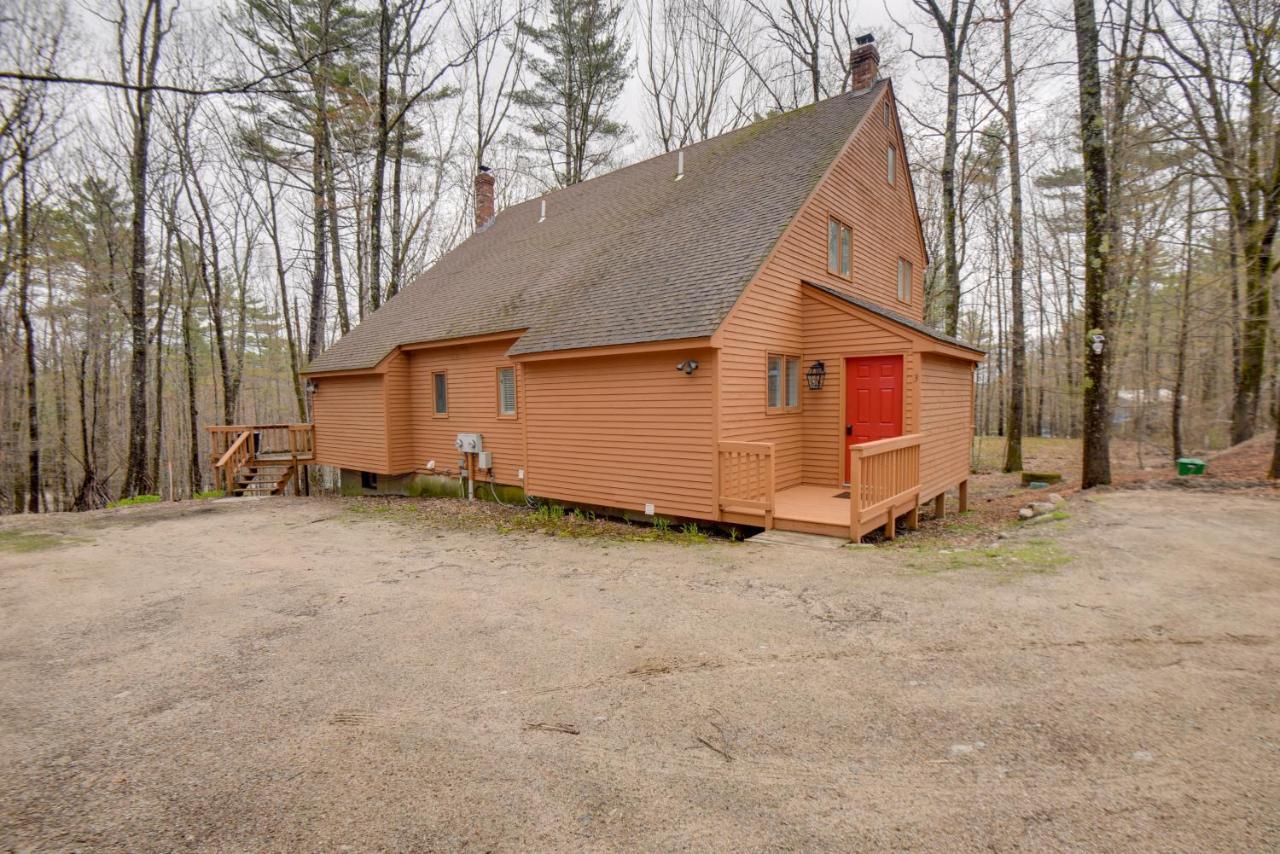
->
xmin=764 ymin=446 xmax=775 ymax=529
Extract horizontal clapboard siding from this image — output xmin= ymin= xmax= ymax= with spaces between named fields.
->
xmin=523 ymin=349 xmax=716 ymax=518
xmin=312 ymin=374 xmax=389 ymax=472
xmin=406 ymin=340 xmax=525 ymax=484
xmin=718 ymin=87 xmax=927 ymax=490
xmin=919 ymin=354 xmax=975 ymax=500
xmin=800 ymin=293 xmax=913 ymax=484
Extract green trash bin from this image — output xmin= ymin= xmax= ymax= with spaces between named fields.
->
xmin=1176 ymin=458 xmax=1206 ymax=476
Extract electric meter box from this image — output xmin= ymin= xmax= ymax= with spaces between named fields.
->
xmin=455 ymin=433 xmax=484 ymax=453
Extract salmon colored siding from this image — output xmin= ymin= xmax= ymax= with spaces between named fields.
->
xmin=312 ymin=374 xmax=390 ymax=472
xmin=919 ymin=354 xmax=975 ymax=502
xmin=523 ymin=348 xmax=716 ymax=518
xmin=385 ymin=353 xmax=414 ymax=472
xmin=404 ymin=339 xmax=524 ymax=484
xmin=800 ymin=293 xmax=915 ymax=485
xmin=718 ymin=88 xmax=927 ymax=490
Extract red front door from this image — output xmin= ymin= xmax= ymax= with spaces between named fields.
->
xmin=844 ymin=355 xmax=904 ymax=482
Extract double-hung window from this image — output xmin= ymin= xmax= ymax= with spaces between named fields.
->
xmin=827 ymin=217 xmax=852 ymax=279
xmin=767 ymin=354 xmax=801 ymax=412
xmin=887 ymin=145 xmax=896 ymax=186
xmin=897 ymin=258 xmax=912 ymax=304
xmin=497 ymin=367 xmax=517 ymax=416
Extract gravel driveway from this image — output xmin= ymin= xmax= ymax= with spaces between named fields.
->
xmin=1 ymin=490 xmax=1277 ymax=851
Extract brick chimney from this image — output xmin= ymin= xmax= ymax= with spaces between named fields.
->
xmin=474 ymin=165 xmax=495 ymax=231
xmin=849 ymin=33 xmax=880 ymax=92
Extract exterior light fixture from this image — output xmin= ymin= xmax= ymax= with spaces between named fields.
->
xmin=676 ymin=359 xmax=699 ymax=375
xmin=805 ymin=360 xmax=826 ymax=390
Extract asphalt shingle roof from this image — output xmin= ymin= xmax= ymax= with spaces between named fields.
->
xmin=307 ymin=82 xmax=887 ymax=373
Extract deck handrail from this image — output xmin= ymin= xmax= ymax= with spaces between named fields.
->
xmin=718 ymin=441 xmax=775 ymax=528
xmin=214 ymin=430 xmax=253 ymax=493
xmin=205 ymin=423 xmax=314 ymax=494
xmin=849 ymin=432 xmax=925 ymax=541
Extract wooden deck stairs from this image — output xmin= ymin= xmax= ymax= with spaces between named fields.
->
xmin=207 ymin=424 xmax=314 ymax=498
xmin=232 ymin=462 xmax=298 ymax=497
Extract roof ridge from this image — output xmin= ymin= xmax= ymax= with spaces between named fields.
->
xmin=490 ymin=80 xmax=890 ymax=223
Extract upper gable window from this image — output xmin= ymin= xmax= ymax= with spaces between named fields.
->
xmin=887 ymin=145 xmax=897 ymax=186
xmin=827 ymin=217 xmax=851 ymax=279
xmin=897 ymin=257 xmax=912 ymax=304
xmin=882 ymin=101 xmax=890 ymax=127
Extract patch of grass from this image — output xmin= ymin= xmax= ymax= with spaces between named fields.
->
xmin=342 ymin=495 xmax=719 ymax=546
xmin=107 ymin=494 xmax=162 ymax=509
xmin=906 ymin=536 xmax=1071 ymax=577
xmin=0 ymin=530 xmax=65 ymax=553
xmin=193 ymin=489 xmax=224 ymax=500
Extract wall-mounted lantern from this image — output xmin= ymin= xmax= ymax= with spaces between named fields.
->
xmin=805 ymin=360 xmax=826 ymax=391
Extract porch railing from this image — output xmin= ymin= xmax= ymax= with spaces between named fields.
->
xmin=849 ymin=433 xmax=924 ymax=541
xmin=717 ymin=441 xmax=775 ymax=528
xmin=207 ymin=423 xmax=314 ymax=493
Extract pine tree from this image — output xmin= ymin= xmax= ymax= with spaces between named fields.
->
xmin=516 ymin=0 xmax=631 ymax=186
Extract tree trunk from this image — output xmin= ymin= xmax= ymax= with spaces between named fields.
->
xmin=1001 ymin=0 xmax=1024 ymax=473
xmin=368 ymin=0 xmax=391 ymax=311
xmin=1072 ymin=0 xmax=1112 ymax=488
xmin=306 ymin=0 xmax=333 ymax=362
xmin=17 ymin=148 xmax=40 ymax=512
xmin=181 ymin=271 xmax=201 ymax=496
xmin=1172 ymin=178 xmax=1194 ymax=462
xmin=324 ymin=130 xmax=351 ymax=333
xmin=123 ymin=0 xmax=165 ymax=498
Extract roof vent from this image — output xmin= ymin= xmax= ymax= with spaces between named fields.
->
xmin=675 ymin=150 xmax=685 ymax=181
xmin=538 ymin=198 xmax=546 ymax=223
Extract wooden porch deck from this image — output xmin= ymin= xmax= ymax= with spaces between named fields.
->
xmin=773 ymin=485 xmax=854 ymax=538
xmin=718 ymin=434 xmax=966 ymax=542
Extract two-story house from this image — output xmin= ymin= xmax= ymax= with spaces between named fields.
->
xmin=292 ymin=38 xmax=984 ymax=541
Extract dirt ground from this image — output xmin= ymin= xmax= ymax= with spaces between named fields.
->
xmin=1 ymin=490 xmax=1278 ymax=851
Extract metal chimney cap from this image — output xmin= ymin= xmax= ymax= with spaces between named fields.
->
xmin=478 ymin=164 xmax=492 ymax=173
xmin=855 ymin=33 xmax=875 ymax=46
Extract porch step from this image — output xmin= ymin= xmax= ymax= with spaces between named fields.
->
xmin=748 ymin=529 xmax=850 ymax=549
xmin=772 ymin=515 xmax=851 ymax=540
xmin=231 ymin=463 xmax=295 ymax=497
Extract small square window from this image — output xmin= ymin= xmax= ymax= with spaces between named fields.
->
xmin=887 ymin=145 xmax=896 ymax=186
xmin=361 ymin=471 xmax=378 ymax=490
xmin=827 ymin=217 xmax=852 ymax=279
xmin=433 ymin=371 xmax=448 ymax=415
xmin=497 ymin=366 xmax=517 ymax=416
xmin=898 ymin=258 xmax=912 ymax=303
xmin=768 ymin=353 xmax=801 ymax=412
